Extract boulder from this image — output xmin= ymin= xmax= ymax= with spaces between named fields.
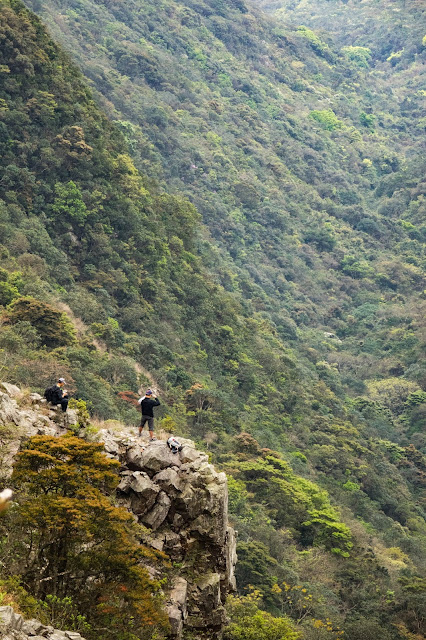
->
xmin=22 ymin=619 xmax=47 ymax=635
xmin=179 ymin=445 xmax=201 ymax=464
xmin=97 ymin=429 xmax=121 ymax=456
xmin=0 ymin=392 xmax=20 ymax=425
xmin=170 ymin=577 xmax=188 ymax=615
xmin=128 ymin=472 xmax=160 ymax=516
xmin=36 ymin=425 xmax=58 ymax=437
xmin=64 ymin=631 xmax=84 ymax=640
xmin=141 ymin=491 xmax=171 ymax=530
xmin=153 ymin=467 xmax=182 ymax=494
xmin=29 ymin=393 xmax=43 ymax=403
xmin=138 ymin=442 xmax=182 ymax=474
xmin=149 ymin=535 xmax=165 ymax=551
xmin=64 ymin=410 xmax=78 ymax=427
xmin=117 ymin=470 xmax=133 ymax=493
xmin=0 ymin=606 xmax=23 ymax=631
xmin=0 ymin=382 xmax=21 ymax=397
xmin=167 ymin=603 xmax=183 ymax=637
xmin=126 ymin=444 xmax=146 ymax=470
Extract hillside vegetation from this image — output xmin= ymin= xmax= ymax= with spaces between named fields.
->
xmin=0 ymin=0 xmax=425 ymax=638
xmin=28 ymin=0 xmax=426 ymax=434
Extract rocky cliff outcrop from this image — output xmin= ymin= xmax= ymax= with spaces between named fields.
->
xmin=0 ymin=607 xmax=86 ymax=640
xmin=0 ymin=385 xmax=237 ymax=640
xmin=98 ymin=428 xmax=237 ymax=639
xmin=0 ymin=383 xmax=77 ymax=478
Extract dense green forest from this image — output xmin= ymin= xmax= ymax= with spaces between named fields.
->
xmin=0 ymin=0 xmax=425 ymax=638
xmin=26 ymin=0 xmax=426 ymax=426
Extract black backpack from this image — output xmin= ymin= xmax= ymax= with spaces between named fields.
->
xmin=44 ymin=385 xmax=56 ymax=403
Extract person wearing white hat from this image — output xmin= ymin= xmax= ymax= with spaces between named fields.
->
xmin=138 ymin=389 xmax=160 ymax=441
xmin=44 ymin=377 xmax=69 ymax=412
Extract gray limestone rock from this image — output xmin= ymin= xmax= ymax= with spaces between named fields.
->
xmin=21 ymin=619 xmax=47 ymax=635
xmin=0 ymin=606 xmax=23 ymax=631
xmin=117 ymin=472 xmax=133 ymax=493
xmin=0 ymin=391 xmax=20 ymax=424
xmin=64 ymin=631 xmax=84 ymax=639
xmin=139 ymin=442 xmax=182 ymax=474
xmin=166 ymin=604 xmax=183 ymax=637
xmin=170 ymin=577 xmax=188 ymax=614
xmin=64 ymin=410 xmax=78 ymax=427
xmin=141 ymin=490 xmax=171 ymax=530
xmin=126 ymin=443 xmax=146 ymax=470
xmin=129 ymin=472 xmax=160 ymax=516
xmin=29 ymin=393 xmax=43 ymax=403
xmin=175 ymin=484 xmax=204 ymax=521
xmin=166 ymin=577 xmax=188 ymax=637
xmin=149 ymin=535 xmax=165 ymax=551
xmin=179 ymin=445 xmax=204 ymax=464
xmin=96 ymin=429 xmax=121 ymax=456
xmin=194 ymin=572 xmax=221 ymax=609
xmin=153 ymin=467 xmax=182 ymax=494
xmin=186 ymin=572 xmax=227 ymax=634
xmin=0 ymin=382 xmax=21 ymax=397
xmin=224 ymin=526 xmax=237 ymax=592
xmin=163 ymin=531 xmax=182 ymax=557
xmin=36 ymin=425 xmax=58 ymax=437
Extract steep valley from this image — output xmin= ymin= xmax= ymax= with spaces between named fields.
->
xmin=0 ymin=0 xmax=425 ymax=638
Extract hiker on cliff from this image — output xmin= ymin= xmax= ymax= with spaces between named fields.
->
xmin=138 ymin=389 xmax=160 ymax=441
xmin=44 ymin=377 xmax=69 ymax=412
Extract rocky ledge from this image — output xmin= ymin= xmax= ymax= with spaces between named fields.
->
xmin=0 ymin=385 xmax=237 ymax=640
xmin=0 ymin=383 xmax=77 ymax=478
xmin=98 ymin=429 xmax=237 ymax=639
xmin=0 ymin=606 xmax=86 ymax=640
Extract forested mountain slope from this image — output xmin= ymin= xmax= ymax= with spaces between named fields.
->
xmin=27 ymin=0 xmax=426 ymax=411
xmin=259 ymin=0 xmax=425 ymax=69
xmin=0 ymin=0 xmax=425 ymax=638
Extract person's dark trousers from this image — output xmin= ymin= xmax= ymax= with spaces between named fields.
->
xmin=59 ymin=398 xmax=68 ymax=412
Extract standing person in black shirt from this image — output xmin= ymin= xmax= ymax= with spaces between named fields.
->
xmin=138 ymin=389 xmax=160 ymax=441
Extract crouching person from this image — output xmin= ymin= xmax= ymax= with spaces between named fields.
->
xmin=44 ymin=377 xmax=69 ymax=412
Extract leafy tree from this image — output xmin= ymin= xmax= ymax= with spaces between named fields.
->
xmin=50 ymin=181 xmax=88 ymax=226
xmin=8 ymin=435 xmax=168 ymax=640
xmin=309 ymin=110 xmax=343 ymax=131
xmin=225 ymin=590 xmax=300 ymax=640
xmin=342 ymin=46 xmax=372 ymax=68
xmin=235 ymin=541 xmax=279 ymax=603
xmin=6 ymin=296 xmax=76 ymax=348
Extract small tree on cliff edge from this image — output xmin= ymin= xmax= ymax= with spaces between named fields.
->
xmin=9 ymin=435 xmax=169 ymax=640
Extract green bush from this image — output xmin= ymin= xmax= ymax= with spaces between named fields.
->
xmin=6 ymin=297 xmax=76 ymax=348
